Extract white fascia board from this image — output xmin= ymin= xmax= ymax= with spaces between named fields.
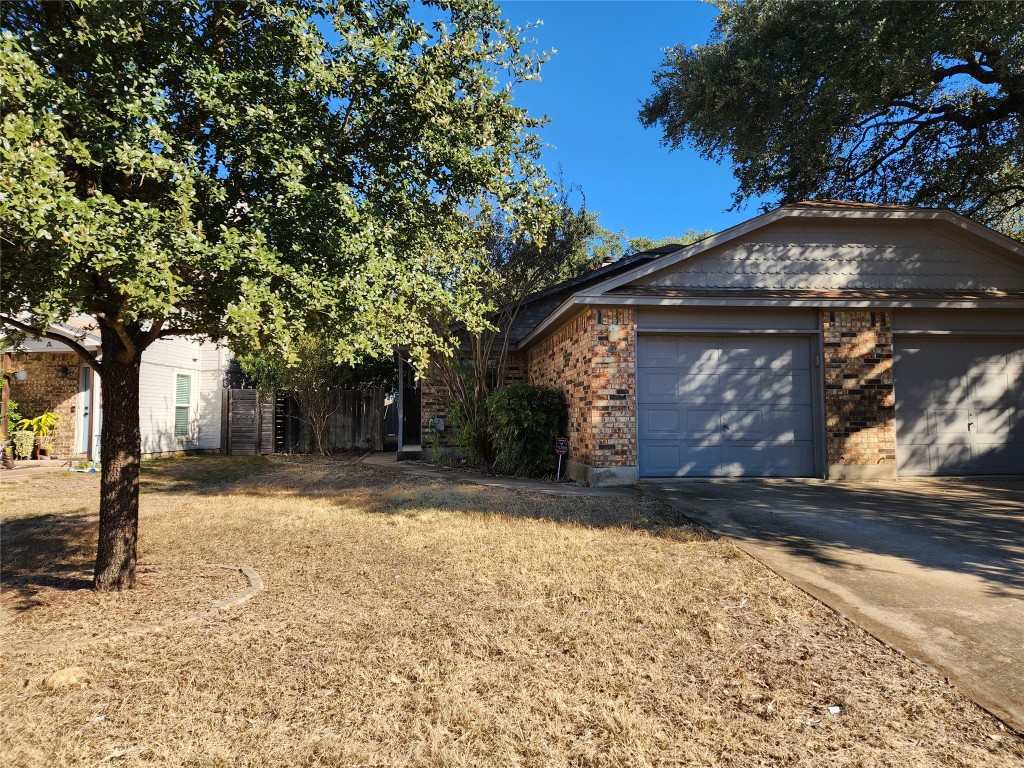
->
xmin=3 ymin=324 xmax=102 ymax=353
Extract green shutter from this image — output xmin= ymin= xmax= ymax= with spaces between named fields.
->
xmin=174 ymin=374 xmax=191 ymax=437
xmin=175 ymin=374 xmax=191 ymax=405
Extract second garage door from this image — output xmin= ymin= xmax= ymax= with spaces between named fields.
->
xmin=894 ymin=337 xmax=1024 ymax=475
xmin=637 ymin=335 xmax=817 ymax=477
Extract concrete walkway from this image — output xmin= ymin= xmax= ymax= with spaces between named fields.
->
xmin=1 ymin=460 xmax=82 ymax=477
xmin=643 ymin=478 xmax=1024 ymax=733
xmin=360 ymin=452 xmax=637 ymax=499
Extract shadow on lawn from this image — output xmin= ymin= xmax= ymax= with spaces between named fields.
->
xmin=140 ymin=454 xmax=712 ymax=540
xmin=1 ymin=509 xmax=97 ymax=607
xmin=140 ymin=454 xmax=273 ymax=495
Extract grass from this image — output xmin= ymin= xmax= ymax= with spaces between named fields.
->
xmin=1 ymin=455 xmax=1021 ymax=767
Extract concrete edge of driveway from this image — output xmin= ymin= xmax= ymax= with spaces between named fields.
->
xmin=360 ymin=452 xmax=638 ymax=499
xmin=639 ymin=484 xmax=1024 ymax=737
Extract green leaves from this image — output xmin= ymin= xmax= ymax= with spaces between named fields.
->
xmin=640 ymin=0 xmax=1024 ymax=238
xmin=2 ymin=0 xmax=551 ymax=358
xmin=488 ymin=384 xmax=567 ymax=477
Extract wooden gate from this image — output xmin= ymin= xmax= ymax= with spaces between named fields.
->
xmin=223 ymin=389 xmax=275 ymax=456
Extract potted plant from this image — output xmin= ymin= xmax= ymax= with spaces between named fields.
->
xmin=11 ymin=430 xmax=35 ymax=460
xmin=15 ymin=411 xmax=62 ymax=459
xmin=2 ymin=445 xmax=14 ymax=469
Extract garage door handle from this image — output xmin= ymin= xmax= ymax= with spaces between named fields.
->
xmin=722 ymin=423 xmax=730 ymax=432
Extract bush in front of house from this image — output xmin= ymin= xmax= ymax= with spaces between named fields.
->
xmin=487 ymin=384 xmax=568 ymax=478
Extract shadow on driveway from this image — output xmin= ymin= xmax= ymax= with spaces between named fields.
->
xmin=643 ymin=477 xmax=1024 ymax=733
xmin=644 ymin=479 xmax=1024 ymax=597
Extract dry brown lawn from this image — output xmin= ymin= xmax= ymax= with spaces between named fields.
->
xmin=1 ymin=455 xmax=1021 ymax=767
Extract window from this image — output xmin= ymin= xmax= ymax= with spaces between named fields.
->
xmin=174 ymin=374 xmax=192 ymax=437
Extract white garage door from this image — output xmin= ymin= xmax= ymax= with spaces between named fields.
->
xmin=637 ymin=336 xmax=816 ymax=477
xmin=894 ymin=338 xmax=1024 ymax=475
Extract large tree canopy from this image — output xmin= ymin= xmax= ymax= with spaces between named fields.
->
xmin=0 ymin=0 xmax=551 ymax=588
xmin=640 ymin=0 xmax=1024 ymax=237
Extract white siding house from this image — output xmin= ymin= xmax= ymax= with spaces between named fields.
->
xmin=5 ymin=322 xmax=230 ymax=460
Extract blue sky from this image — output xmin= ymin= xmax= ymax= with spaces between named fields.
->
xmin=496 ymin=0 xmax=767 ymax=241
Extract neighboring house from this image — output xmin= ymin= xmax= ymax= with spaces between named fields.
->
xmin=4 ymin=320 xmax=229 ymax=460
xmin=422 ymin=201 xmax=1024 ymax=485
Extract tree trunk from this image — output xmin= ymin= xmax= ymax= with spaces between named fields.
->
xmin=93 ymin=351 xmax=142 ymax=591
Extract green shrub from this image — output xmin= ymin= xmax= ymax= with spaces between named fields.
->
xmin=11 ymin=430 xmax=35 ymax=460
xmin=487 ymin=384 xmax=567 ymax=477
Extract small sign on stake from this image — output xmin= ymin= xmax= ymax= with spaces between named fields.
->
xmin=555 ymin=437 xmax=568 ymax=480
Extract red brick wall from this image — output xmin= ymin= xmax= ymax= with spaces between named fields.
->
xmin=822 ymin=310 xmax=896 ymax=474
xmin=420 ymin=351 xmax=528 ymax=451
xmin=7 ymin=353 xmax=81 ymax=457
xmin=526 ymin=308 xmax=636 ymax=470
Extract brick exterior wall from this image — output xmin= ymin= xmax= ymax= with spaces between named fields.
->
xmin=420 ymin=351 xmax=528 ymax=453
xmin=526 ymin=308 xmax=636 ymax=472
xmin=7 ymin=353 xmax=82 ymax=457
xmin=822 ymin=310 xmax=896 ymax=477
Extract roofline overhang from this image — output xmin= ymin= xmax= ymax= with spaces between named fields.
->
xmin=2 ymin=322 xmax=102 ymax=353
xmin=516 ymin=205 xmax=1024 ymax=349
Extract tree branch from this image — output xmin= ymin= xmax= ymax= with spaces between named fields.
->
xmin=0 ymin=315 xmax=103 ymax=375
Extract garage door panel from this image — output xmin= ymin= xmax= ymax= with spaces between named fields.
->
xmin=896 ymin=370 xmax=970 ymax=406
xmin=641 ymin=407 xmax=680 ymax=435
xmin=639 ymin=371 xmax=682 ymax=399
xmin=770 ymin=446 xmax=817 ymax=476
xmin=638 ymin=335 xmax=817 ymax=478
xmin=676 ymin=341 xmax=722 ymax=370
xmin=641 ymin=445 xmax=682 ymax=476
xmin=974 ymin=407 xmax=1017 ymax=436
xmin=686 ymin=408 xmax=721 ymax=437
xmin=895 ymin=337 xmax=1024 ymax=476
xmin=770 ymin=408 xmax=813 ymax=443
xmin=679 ymin=373 xmax=721 ymax=400
xmin=971 ymin=370 xmax=1013 ymax=406
xmin=721 ymin=372 xmax=763 ymax=403
xmin=639 ymin=337 xmax=680 ymax=366
xmin=719 ymin=447 xmax=764 ymax=476
xmin=928 ymin=408 xmax=971 ymax=436
xmin=722 ymin=409 xmax=763 ymax=440
xmin=763 ymin=372 xmax=813 ymax=405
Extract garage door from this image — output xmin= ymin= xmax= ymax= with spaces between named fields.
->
xmin=637 ymin=336 xmax=816 ymax=477
xmin=894 ymin=338 xmax=1024 ymax=475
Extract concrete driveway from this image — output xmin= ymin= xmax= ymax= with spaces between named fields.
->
xmin=643 ymin=478 xmax=1024 ymax=733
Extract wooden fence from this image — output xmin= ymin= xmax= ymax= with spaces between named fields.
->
xmin=225 ymin=387 xmax=385 ymax=455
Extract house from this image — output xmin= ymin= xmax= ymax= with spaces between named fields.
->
xmin=422 ymin=201 xmax=1024 ymax=485
xmin=3 ymin=320 xmax=229 ymax=460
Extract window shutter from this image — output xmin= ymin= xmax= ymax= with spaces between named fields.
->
xmin=174 ymin=374 xmax=191 ymax=437
xmin=175 ymin=374 xmax=191 ymax=405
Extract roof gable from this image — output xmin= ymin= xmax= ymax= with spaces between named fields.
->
xmin=516 ymin=205 xmax=1024 ymax=350
xmin=623 ymin=216 xmax=1024 ymax=293
xmin=585 ymin=205 xmax=1024 ymax=298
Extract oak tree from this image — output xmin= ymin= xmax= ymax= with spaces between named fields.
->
xmin=640 ymin=0 xmax=1024 ymax=237
xmin=1 ymin=0 xmax=549 ymax=589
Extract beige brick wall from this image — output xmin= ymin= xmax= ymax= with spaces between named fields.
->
xmin=526 ymin=308 xmax=636 ymax=470
xmin=822 ymin=310 xmax=896 ymax=473
xmin=7 ymin=353 xmax=81 ymax=457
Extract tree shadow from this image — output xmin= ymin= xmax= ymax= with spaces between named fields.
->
xmin=1 ymin=508 xmax=97 ymax=607
xmin=645 ymin=479 xmax=1024 ymax=596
